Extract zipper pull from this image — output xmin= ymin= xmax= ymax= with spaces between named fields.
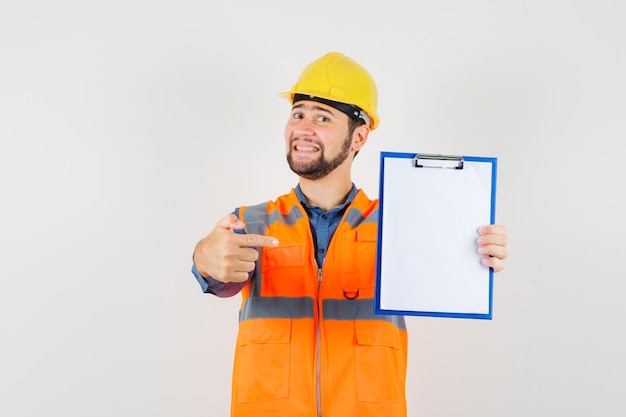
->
xmin=317 ymin=259 xmax=324 ymax=282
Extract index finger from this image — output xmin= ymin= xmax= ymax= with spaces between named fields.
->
xmin=478 ymin=224 xmax=507 ymax=236
xmin=235 ymin=233 xmax=279 ymax=248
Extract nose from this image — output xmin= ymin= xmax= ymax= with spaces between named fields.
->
xmin=292 ymin=116 xmax=315 ymax=136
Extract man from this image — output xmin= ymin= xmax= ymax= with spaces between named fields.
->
xmin=192 ymin=52 xmax=509 ymax=417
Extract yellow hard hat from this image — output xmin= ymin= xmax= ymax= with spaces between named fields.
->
xmin=280 ymin=52 xmax=380 ymax=130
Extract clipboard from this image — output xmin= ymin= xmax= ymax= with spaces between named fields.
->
xmin=374 ymin=152 xmax=497 ymax=320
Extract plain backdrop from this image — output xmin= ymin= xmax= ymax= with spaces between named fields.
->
xmin=1 ymin=1 xmax=625 ymax=416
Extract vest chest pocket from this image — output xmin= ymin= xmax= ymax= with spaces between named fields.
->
xmin=235 ymin=318 xmax=291 ymax=403
xmin=261 ymin=244 xmax=309 ymax=296
xmin=263 ymin=244 xmax=305 ymax=270
xmin=339 ymin=226 xmax=378 ymax=291
xmin=354 ymin=320 xmax=404 ymax=403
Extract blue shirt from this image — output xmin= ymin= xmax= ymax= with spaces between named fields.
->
xmin=191 ymin=184 xmax=358 ymax=297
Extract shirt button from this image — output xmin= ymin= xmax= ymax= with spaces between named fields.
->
xmin=319 ymin=248 xmax=325 ymax=254
xmin=322 ymin=214 xmax=327 ymax=219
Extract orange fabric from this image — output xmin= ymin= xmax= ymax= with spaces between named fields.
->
xmin=230 ymin=189 xmax=408 ymax=417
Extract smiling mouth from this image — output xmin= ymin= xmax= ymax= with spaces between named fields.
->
xmin=295 ymin=144 xmax=320 ymax=152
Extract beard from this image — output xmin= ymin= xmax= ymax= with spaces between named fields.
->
xmin=287 ymin=133 xmax=352 ymax=180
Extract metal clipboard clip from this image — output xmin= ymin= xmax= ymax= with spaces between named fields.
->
xmin=413 ymin=153 xmax=464 ymax=169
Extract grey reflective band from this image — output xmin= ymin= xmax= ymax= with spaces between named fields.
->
xmin=242 ymin=202 xmax=270 ymax=235
xmin=244 ymin=202 xmax=305 ymax=234
xmin=239 ymin=297 xmax=406 ymax=331
xmin=267 ymin=206 xmax=305 ymax=227
xmin=322 ymin=298 xmax=407 ymax=331
xmin=344 ymin=207 xmax=378 ymax=228
xmin=240 ymin=296 xmax=315 ymax=321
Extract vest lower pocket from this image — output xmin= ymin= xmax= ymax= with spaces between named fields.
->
xmin=354 ymin=320 xmax=404 ymax=403
xmin=236 ymin=318 xmax=291 ymax=403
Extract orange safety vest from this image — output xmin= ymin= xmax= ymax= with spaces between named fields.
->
xmin=231 ymin=189 xmax=408 ymax=417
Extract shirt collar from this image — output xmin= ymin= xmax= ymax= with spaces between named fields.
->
xmin=294 ymin=183 xmax=358 ymax=211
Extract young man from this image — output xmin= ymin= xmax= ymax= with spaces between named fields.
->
xmin=192 ymin=52 xmax=509 ymax=417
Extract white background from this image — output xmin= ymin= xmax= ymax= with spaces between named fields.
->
xmin=1 ymin=1 xmax=625 ymax=416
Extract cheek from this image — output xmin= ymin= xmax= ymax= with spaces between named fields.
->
xmin=284 ymin=125 xmax=292 ymax=149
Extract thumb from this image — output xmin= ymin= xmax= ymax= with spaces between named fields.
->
xmin=217 ymin=213 xmax=245 ymax=232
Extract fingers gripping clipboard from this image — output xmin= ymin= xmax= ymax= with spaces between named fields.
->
xmin=374 ymin=152 xmax=497 ymax=320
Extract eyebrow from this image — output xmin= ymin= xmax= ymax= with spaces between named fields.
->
xmin=292 ymin=103 xmax=335 ymax=115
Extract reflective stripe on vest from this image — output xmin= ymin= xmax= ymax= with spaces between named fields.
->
xmin=239 ymin=296 xmax=315 ymax=321
xmin=239 ymin=296 xmax=406 ymax=329
xmin=323 ymin=298 xmax=406 ymax=330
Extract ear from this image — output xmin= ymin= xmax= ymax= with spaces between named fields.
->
xmin=351 ymin=124 xmax=370 ymax=152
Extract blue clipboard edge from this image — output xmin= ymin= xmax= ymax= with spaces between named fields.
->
xmin=373 ymin=152 xmax=498 ymax=320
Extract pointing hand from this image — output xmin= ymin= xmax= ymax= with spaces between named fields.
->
xmin=193 ymin=214 xmax=279 ymax=282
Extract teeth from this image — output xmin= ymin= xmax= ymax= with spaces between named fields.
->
xmin=296 ymin=145 xmax=318 ymax=152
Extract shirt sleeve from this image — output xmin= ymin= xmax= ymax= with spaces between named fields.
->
xmin=191 ymin=263 xmax=250 ymax=298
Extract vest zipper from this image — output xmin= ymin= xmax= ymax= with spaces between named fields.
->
xmin=316 ymin=262 xmax=323 ymax=417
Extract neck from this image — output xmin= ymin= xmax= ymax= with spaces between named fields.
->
xmin=298 ymin=168 xmax=353 ymax=211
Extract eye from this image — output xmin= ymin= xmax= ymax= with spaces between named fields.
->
xmin=316 ymin=115 xmax=330 ymax=123
xmin=292 ymin=112 xmax=303 ymax=120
